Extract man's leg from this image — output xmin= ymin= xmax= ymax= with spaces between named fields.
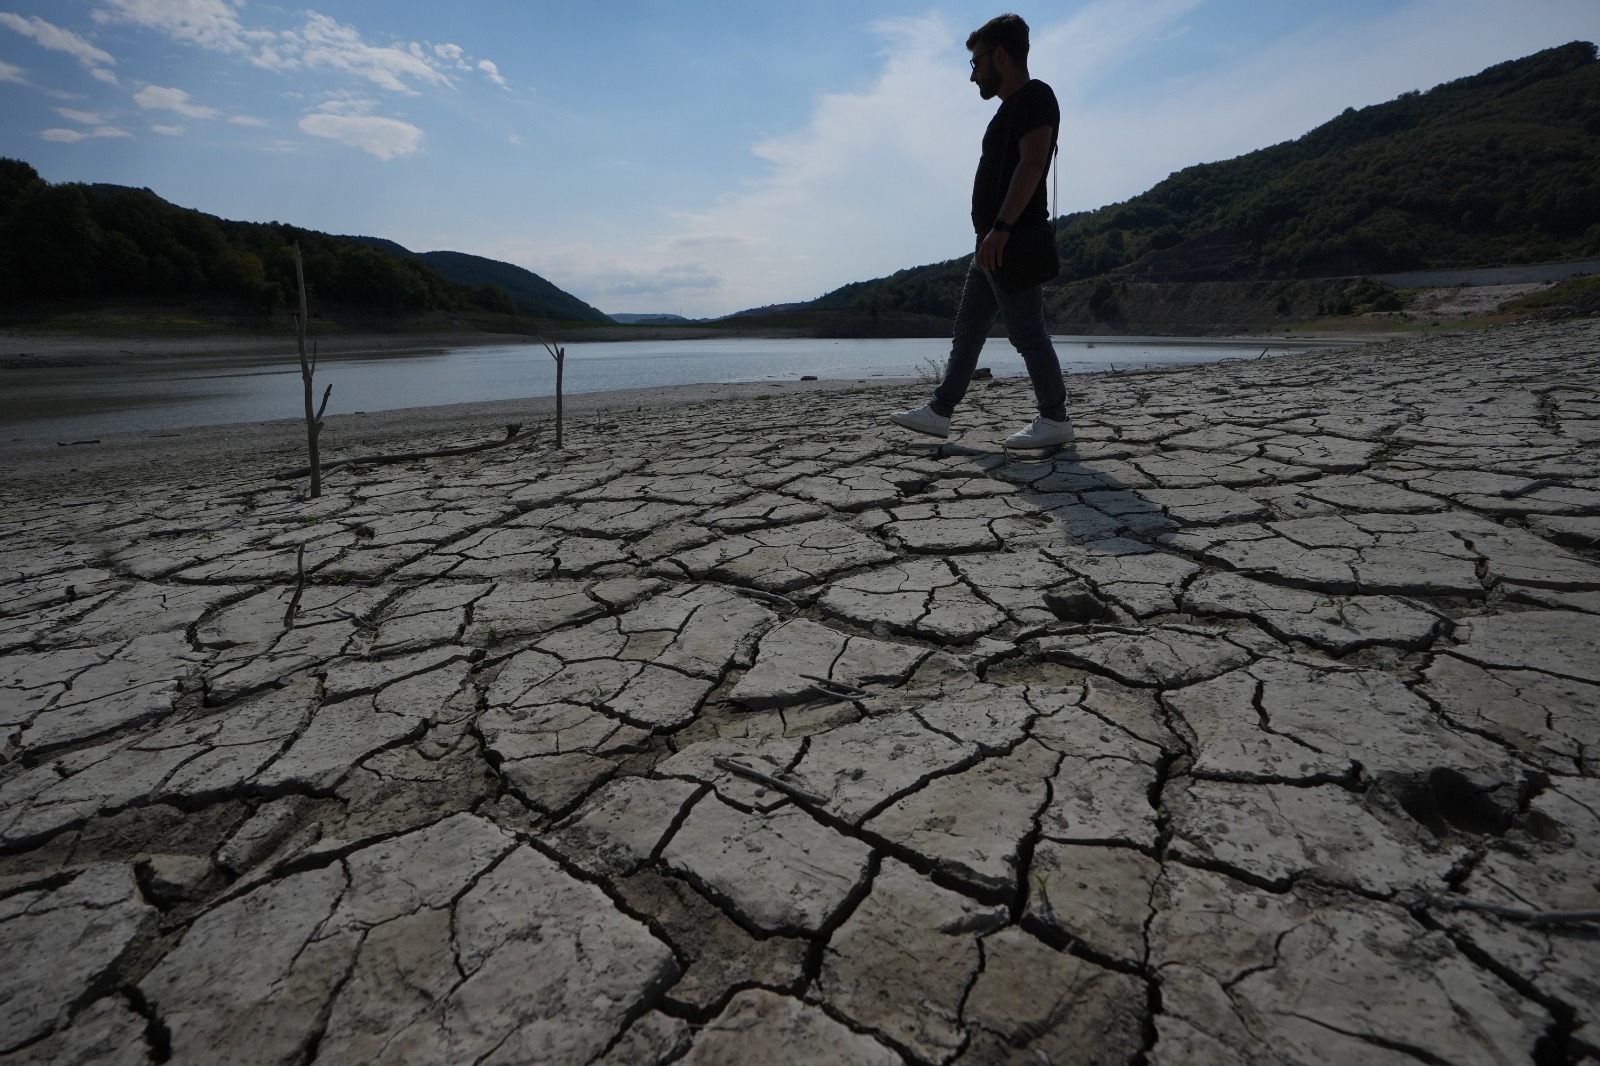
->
xmin=994 ymin=281 xmax=1067 ymax=422
xmin=930 ymin=257 xmax=1000 ymax=417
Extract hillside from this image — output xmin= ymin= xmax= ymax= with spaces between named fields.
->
xmin=348 ymin=237 xmax=611 ymax=324
xmin=802 ymin=41 xmax=1600 ymax=325
xmin=0 ymin=160 xmax=609 ymax=329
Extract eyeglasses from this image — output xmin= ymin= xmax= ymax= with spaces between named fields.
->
xmin=969 ymin=49 xmax=995 ymax=71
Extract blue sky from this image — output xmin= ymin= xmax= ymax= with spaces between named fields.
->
xmin=2 ymin=1 xmax=1598 ymax=318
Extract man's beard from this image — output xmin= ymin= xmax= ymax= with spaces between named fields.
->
xmin=976 ymin=71 xmax=1002 ymax=99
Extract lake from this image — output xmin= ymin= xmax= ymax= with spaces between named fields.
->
xmin=2 ymin=335 xmax=1339 ymax=442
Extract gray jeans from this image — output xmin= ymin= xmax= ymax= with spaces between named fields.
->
xmin=931 ymin=253 xmax=1067 ymax=422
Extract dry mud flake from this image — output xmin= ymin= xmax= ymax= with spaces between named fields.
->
xmin=865 ymin=738 xmax=1059 ymax=900
xmin=1165 ymin=779 xmax=1466 ymax=895
xmin=1148 ymin=864 xmax=1552 ymax=1065
xmin=1439 ymin=778 xmax=1600 ymax=1048
xmin=1419 ymin=653 xmax=1600 ymax=774
xmin=140 ymin=815 xmax=677 ymax=1065
xmin=0 ymin=865 xmax=155 ymax=1054
xmin=958 ymin=926 xmax=1148 ymax=1065
xmin=730 ymin=618 xmax=925 ymax=710
xmin=1025 ymin=840 xmax=1160 ymax=967
xmin=667 ymin=518 xmax=895 ymax=592
xmin=817 ymin=857 xmax=1008 ymax=1061
xmin=1168 ymin=657 xmax=1514 ymax=787
xmin=817 ymin=557 xmax=1007 ymax=645
xmin=1182 ymin=570 xmax=1440 ymax=653
xmin=1034 ymin=625 xmax=1254 ymax=688
xmin=661 ymin=791 xmax=873 ymax=935
xmin=680 ymin=990 xmax=901 ymax=1065
xmin=1444 ymin=609 xmax=1600 ymax=685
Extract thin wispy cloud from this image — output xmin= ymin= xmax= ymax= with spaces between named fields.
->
xmin=55 ymin=107 xmax=107 ymax=123
xmin=0 ymin=58 xmax=24 ymax=83
xmin=41 ymin=124 xmax=131 ymax=142
xmin=259 ymin=13 xmax=453 ymax=93
xmin=92 ymin=0 xmax=255 ymax=52
xmin=133 ymin=84 xmax=217 ymax=118
xmin=0 ymin=11 xmax=116 ymax=68
xmin=77 ymin=0 xmax=507 ymax=156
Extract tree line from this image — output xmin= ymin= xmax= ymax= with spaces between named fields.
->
xmin=0 ymin=159 xmax=518 ymax=316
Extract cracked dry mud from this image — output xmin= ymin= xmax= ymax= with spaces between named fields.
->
xmin=3 ymin=318 xmax=1598 ymax=1065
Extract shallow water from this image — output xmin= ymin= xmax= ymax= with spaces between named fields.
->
xmin=1 ymin=335 xmax=1336 ymax=442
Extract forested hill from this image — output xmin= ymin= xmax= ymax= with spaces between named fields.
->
xmin=0 ymin=159 xmax=612 ymax=326
xmin=348 ymin=238 xmax=610 ymax=324
xmin=808 ymin=41 xmax=1600 ymax=316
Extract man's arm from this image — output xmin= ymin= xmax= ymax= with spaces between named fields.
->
xmin=977 ymin=124 xmax=1054 ymax=270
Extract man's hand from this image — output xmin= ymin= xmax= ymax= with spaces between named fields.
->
xmin=978 ymin=227 xmax=1010 ymax=270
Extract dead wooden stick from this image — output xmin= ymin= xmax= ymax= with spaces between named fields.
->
xmin=1431 ymin=897 xmax=1600 ymax=926
xmin=283 ymin=545 xmax=306 ymax=629
xmin=537 ymin=335 xmax=565 ymax=448
xmin=293 ymin=244 xmax=326 ymax=498
xmin=274 ymin=423 xmax=532 ymax=480
xmin=712 ymin=757 xmax=827 ymax=806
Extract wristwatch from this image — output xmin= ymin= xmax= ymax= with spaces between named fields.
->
xmin=991 ymin=219 xmax=1013 ymax=233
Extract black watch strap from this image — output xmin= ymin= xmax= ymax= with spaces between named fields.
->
xmin=992 ymin=219 xmax=1013 ymax=233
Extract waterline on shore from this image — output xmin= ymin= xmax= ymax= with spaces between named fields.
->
xmin=2 ymin=334 xmax=1342 ymax=442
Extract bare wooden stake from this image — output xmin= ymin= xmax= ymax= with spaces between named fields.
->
xmin=537 ymin=335 xmax=565 ymax=448
xmin=293 ymin=244 xmax=328 ymax=497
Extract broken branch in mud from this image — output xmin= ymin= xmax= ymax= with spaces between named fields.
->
xmin=712 ymin=757 xmax=828 ymax=806
xmin=274 ymin=423 xmax=534 ymax=480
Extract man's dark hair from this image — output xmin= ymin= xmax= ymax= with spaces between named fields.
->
xmin=967 ymin=13 xmax=1029 ymax=68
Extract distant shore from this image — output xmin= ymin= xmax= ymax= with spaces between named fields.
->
xmin=0 ymin=321 xmax=1395 ymax=370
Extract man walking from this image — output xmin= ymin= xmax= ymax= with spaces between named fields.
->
xmin=891 ymin=13 xmax=1072 ymax=450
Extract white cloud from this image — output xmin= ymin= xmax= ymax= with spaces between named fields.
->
xmin=0 ymin=12 xmax=116 ymax=67
xmin=434 ymin=42 xmax=465 ymax=65
xmin=56 ymin=108 xmax=107 ymax=123
xmin=134 ymin=84 xmax=218 ymax=118
xmin=152 ymin=123 xmax=183 ymax=134
xmin=41 ymin=124 xmax=130 ymax=141
xmin=478 ymin=59 xmax=507 ymax=88
xmin=1 ymin=59 xmax=28 ymax=84
xmin=300 ymin=105 xmax=423 ymax=159
xmin=502 ymin=13 xmax=990 ymax=316
xmin=91 ymin=67 xmax=119 ymax=84
xmin=229 ymin=114 xmax=268 ymax=127
xmin=258 ymin=13 xmax=452 ymax=93
xmin=92 ymin=0 xmax=252 ymax=51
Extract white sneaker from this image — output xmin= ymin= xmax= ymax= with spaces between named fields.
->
xmin=890 ymin=403 xmax=951 ymax=439
xmin=1004 ymin=417 xmax=1074 ymax=449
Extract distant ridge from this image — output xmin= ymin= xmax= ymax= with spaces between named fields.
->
xmin=348 ymin=237 xmax=612 ymax=325
xmin=0 ymin=156 xmax=611 ymax=329
xmin=610 ymin=313 xmax=695 ymax=324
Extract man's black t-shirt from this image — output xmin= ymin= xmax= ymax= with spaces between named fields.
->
xmin=970 ymin=79 xmax=1059 ymax=235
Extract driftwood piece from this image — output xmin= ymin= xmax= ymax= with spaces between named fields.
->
xmin=711 ymin=757 xmax=828 ymax=806
xmin=1430 ymin=896 xmax=1600 ymax=926
xmin=283 ymin=545 xmax=307 ymax=629
xmin=274 ymin=423 xmax=532 ymax=480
